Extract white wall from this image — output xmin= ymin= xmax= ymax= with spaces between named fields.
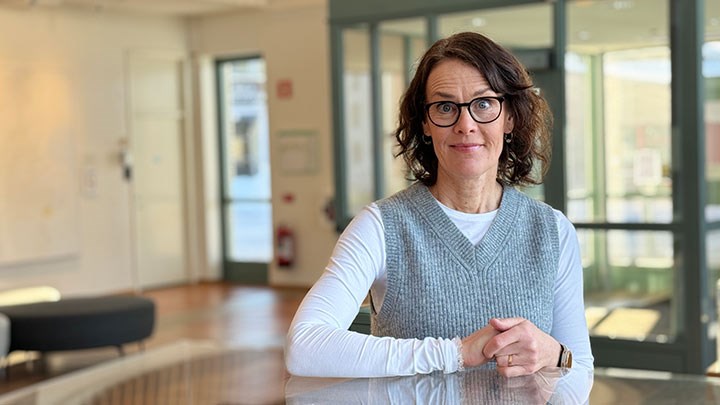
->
xmin=0 ymin=2 xmax=336 ymax=295
xmin=189 ymin=2 xmax=337 ymax=287
xmin=0 ymin=7 xmax=189 ymax=295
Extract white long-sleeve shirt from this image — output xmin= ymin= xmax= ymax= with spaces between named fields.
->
xmin=286 ymin=199 xmax=594 ymax=378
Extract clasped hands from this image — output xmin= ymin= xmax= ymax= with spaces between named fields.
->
xmin=461 ymin=317 xmax=561 ymax=378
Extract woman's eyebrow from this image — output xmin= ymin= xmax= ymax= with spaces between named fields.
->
xmin=427 ymin=91 xmax=456 ymax=100
xmin=473 ymin=88 xmax=495 ymax=97
xmin=427 ymin=88 xmax=495 ymax=100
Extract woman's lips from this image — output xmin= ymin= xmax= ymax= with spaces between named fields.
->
xmin=451 ymin=143 xmax=483 ymax=151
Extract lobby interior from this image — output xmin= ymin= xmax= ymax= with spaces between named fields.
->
xmin=0 ymin=0 xmax=719 ymax=403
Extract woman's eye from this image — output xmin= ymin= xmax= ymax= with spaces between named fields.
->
xmin=437 ymin=103 xmax=455 ymax=114
xmin=476 ymin=99 xmax=491 ymax=110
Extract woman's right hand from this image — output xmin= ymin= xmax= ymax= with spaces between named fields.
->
xmin=461 ymin=324 xmax=501 ymax=368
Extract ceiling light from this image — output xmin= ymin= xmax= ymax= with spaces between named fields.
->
xmin=612 ymin=0 xmax=634 ymax=10
xmin=577 ymin=31 xmax=591 ymax=41
xmin=471 ymin=17 xmax=486 ymax=27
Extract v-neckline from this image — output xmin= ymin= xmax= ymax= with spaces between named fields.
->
xmin=407 ymin=183 xmax=522 ymax=273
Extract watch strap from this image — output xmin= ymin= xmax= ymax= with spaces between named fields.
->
xmin=557 ymin=343 xmax=573 ymax=368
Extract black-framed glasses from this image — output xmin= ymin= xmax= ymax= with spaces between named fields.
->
xmin=424 ymin=96 xmax=505 ymax=127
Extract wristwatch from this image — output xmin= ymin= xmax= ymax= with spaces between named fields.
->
xmin=557 ymin=344 xmax=573 ymax=368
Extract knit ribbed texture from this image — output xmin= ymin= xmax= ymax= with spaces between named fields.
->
xmin=371 ymin=183 xmax=559 ymax=340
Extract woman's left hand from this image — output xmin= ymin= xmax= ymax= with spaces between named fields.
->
xmin=481 ymin=317 xmax=561 ymax=378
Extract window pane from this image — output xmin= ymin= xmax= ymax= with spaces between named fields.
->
xmin=604 ymin=47 xmax=672 ymax=223
xmin=567 ymin=0 xmax=671 ymax=224
xmin=343 ymin=26 xmax=374 ymax=216
xmin=220 ymin=59 xmax=270 ymax=201
xmin=709 ymin=231 xmax=720 ymax=354
xmin=565 ymin=52 xmax=595 ymax=222
xmin=379 ymin=19 xmax=427 ymax=197
xmin=226 ymin=202 xmax=272 ymax=262
xmin=705 ymin=41 xmax=720 ymax=222
xmin=580 ymin=229 xmax=675 ymax=342
xmin=707 ymin=0 xmax=720 ymax=222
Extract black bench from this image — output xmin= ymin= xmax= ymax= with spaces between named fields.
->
xmin=350 ymin=305 xmax=371 ymax=334
xmin=0 ymin=295 xmax=155 ymax=355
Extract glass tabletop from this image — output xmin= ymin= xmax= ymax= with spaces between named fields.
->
xmin=2 ymin=340 xmax=720 ymax=404
xmin=287 ymin=367 xmax=591 ymax=404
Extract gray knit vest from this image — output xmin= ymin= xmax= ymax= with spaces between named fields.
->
xmin=371 ymin=183 xmax=559 ymax=339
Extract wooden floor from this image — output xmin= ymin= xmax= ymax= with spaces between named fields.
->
xmin=0 ymin=282 xmax=307 ymax=396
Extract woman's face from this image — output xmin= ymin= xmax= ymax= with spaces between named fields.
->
xmin=422 ymin=59 xmax=514 ymax=185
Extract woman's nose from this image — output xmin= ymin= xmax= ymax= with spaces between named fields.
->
xmin=453 ymin=106 xmax=477 ymax=133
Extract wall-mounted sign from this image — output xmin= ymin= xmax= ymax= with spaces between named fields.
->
xmin=276 ymin=79 xmax=293 ymax=99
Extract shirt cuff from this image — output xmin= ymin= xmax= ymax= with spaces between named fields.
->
xmin=447 ymin=336 xmax=464 ymax=373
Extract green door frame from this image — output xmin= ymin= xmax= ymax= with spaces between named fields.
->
xmin=671 ymin=0 xmax=709 ymax=373
xmin=215 ymin=56 xmax=269 ymax=285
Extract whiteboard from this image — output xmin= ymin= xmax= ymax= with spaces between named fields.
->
xmin=0 ymin=66 xmax=80 ymax=266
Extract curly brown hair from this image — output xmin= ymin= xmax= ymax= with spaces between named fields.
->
xmin=395 ymin=31 xmax=553 ymax=187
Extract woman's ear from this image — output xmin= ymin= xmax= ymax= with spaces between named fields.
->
xmin=422 ymin=120 xmax=430 ymax=137
xmin=503 ymin=114 xmax=515 ymax=134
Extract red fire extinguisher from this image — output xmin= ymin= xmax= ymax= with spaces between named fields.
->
xmin=276 ymin=225 xmax=295 ymax=268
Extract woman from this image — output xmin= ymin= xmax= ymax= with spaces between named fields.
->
xmin=285 ymin=31 xmax=593 ymax=378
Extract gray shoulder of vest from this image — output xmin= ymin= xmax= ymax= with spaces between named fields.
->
xmin=506 ymin=187 xmax=556 ymax=217
xmin=507 ymin=187 xmax=560 ymax=256
xmin=375 ymin=183 xmax=424 ymax=213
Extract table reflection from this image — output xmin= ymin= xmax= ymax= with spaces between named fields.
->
xmin=286 ymin=367 xmax=593 ymax=404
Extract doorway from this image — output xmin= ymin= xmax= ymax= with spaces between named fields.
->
xmin=127 ymin=51 xmax=189 ymax=289
xmin=216 ymin=57 xmax=272 ymax=284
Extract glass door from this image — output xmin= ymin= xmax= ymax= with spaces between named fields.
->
xmin=566 ymin=0 xmax=677 ymax=368
xmin=217 ymin=57 xmax=272 ymax=284
xmin=329 ymin=0 xmax=715 ymax=375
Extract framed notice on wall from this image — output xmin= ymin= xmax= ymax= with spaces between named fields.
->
xmin=275 ymin=130 xmax=319 ymax=175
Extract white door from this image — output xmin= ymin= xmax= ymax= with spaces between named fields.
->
xmin=128 ymin=52 xmax=188 ymax=289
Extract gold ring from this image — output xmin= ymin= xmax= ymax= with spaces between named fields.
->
xmin=508 ymin=354 xmax=514 ymax=366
